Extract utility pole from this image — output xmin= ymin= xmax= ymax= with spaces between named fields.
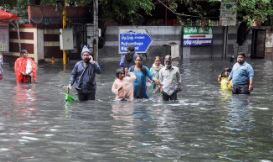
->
xmin=222 ymin=26 xmax=228 ymax=59
xmin=62 ymin=0 xmax=67 ymax=65
xmin=93 ymin=0 xmax=98 ymax=61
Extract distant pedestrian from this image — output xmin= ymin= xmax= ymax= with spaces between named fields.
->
xmin=129 ymin=55 xmax=159 ymax=99
xmin=14 ymin=49 xmax=37 ymax=83
xmin=68 ymin=46 xmax=101 ymax=101
xmin=119 ymin=46 xmax=138 ymax=67
xmin=112 ymin=68 xmax=136 ymax=101
xmin=228 ymin=53 xmax=254 ymax=94
xmin=159 ymin=55 xmax=181 ymax=101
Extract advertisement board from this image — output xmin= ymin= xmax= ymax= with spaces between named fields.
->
xmin=183 ymin=27 xmax=213 ymax=46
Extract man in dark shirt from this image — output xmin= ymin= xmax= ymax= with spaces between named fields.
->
xmin=68 ymin=46 xmax=101 ymax=101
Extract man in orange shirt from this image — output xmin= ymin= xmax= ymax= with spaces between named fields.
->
xmin=14 ymin=49 xmax=37 ymax=83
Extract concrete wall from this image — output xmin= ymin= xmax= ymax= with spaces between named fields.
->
xmin=9 ymin=27 xmax=37 ymax=62
xmin=99 ymin=26 xmax=254 ymax=60
xmin=7 ymin=26 xmax=62 ymax=63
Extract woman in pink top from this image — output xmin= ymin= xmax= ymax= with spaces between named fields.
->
xmin=112 ymin=68 xmax=136 ymax=101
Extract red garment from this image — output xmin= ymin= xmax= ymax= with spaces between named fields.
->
xmin=14 ymin=57 xmax=36 ymax=83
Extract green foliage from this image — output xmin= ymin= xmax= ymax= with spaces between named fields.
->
xmin=1 ymin=0 xmax=272 ymax=26
xmin=237 ymin=0 xmax=273 ymax=25
xmin=99 ymin=0 xmax=154 ymax=24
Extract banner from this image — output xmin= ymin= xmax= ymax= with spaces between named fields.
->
xmin=183 ymin=27 xmax=213 ymax=47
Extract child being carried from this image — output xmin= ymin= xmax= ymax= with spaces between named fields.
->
xmin=112 ymin=68 xmax=136 ymax=101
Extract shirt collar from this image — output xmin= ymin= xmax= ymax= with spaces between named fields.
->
xmin=164 ymin=65 xmax=174 ymax=70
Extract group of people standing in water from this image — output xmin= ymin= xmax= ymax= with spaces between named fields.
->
xmin=68 ymin=46 xmax=254 ymax=102
xmin=3 ymin=45 xmax=254 ymax=102
xmin=112 ymin=54 xmax=181 ymax=101
xmin=68 ymin=45 xmax=182 ymax=101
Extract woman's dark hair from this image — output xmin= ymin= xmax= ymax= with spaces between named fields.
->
xmin=132 ymin=55 xmax=148 ymax=76
xmin=135 ymin=55 xmax=143 ymax=61
xmin=115 ymin=68 xmax=124 ymax=78
xmin=136 ymin=55 xmax=149 ymax=76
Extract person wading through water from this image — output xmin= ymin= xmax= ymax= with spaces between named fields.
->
xmin=128 ymin=55 xmax=160 ymax=99
xmin=14 ymin=49 xmax=37 ymax=84
xmin=68 ymin=46 xmax=101 ymax=101
xmin=228 ymin=53 xmax=254 ymax=94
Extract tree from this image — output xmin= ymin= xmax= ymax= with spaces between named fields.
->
xmin=0 ymin=0 xmax=155 ymax=25
xmin=167 ymin=0 xmax=273 ymax=26
xmin=99 ymin=0 xmax=154 ymax=24
xmin=237 ymin=0 xmax=273 ymax=26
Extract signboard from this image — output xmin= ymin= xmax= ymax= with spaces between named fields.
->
xmin=119 ymin=29 xmax=152 ymax=54
xmin=219 ymin=0 xmax=237 ymax=26
xmin=60 ymin=28 xmax=74 ymax=50
xmin=183 ymin=27 xmax=213 ymax=46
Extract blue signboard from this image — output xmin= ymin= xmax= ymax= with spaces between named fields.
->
xmin=119 ymin=29 xmax=152 ymax=54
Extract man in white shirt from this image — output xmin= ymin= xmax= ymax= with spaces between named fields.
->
xmin=159 ymin=55 xmax=181 ymax=101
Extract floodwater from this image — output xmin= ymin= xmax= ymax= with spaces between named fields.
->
xmin=0 ymin=59 xmax=273 ymax=162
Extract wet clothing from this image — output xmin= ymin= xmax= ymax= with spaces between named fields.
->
xmin=220 ymin=77 xmax=232 ymax=90
xmin=229 ymin=62 xmax=254 ymax=94
xmin=159 ymin=66 xmax=181 ymax=100
xmin=69 ymin=60 xmax=101 ymax=101
xmin=150 ymin=64 xmax=163 ymax=80
xmin=162 ymin=91 xmax=177 ymax=101
xmin=14 ymin=57 xmax=37 ymax=83
xmin=112 ymin=72 xmax=136 ymax=101
xmin=232 ymin=84 xmax=250 ymax=94
xmin=129 ymin=65 xmax=154 ymax=99
xmin=78 ymin=91 xmax=96 ymax=101
xmin=150 ymin=64 xmax=163 ymax=92
xmin=229 ymin=62 xmax=254 ymax=85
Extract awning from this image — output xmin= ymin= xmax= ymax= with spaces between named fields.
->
xmin=0 ymin=10 xmax=18 ymax=21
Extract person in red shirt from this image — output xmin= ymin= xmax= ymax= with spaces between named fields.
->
xmin=14 ymin=49 xmax=37 ymax=83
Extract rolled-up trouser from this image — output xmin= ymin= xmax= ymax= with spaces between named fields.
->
xmin=77 ymin=91 xmax=96 ymax=101
xmin=162 ymin=91 xmax=177 ymax=101
xmin=232 ymin=84 xmax=250 ymax=94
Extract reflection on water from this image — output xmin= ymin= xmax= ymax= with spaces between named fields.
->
xmin=0 ymin=59 xmax=273 ymax=161
xmin=14 ymin=84 xmax=37 ymax=116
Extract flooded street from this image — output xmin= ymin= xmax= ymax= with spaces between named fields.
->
xmin=0 ymin=59 xmax=273 ymax=161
